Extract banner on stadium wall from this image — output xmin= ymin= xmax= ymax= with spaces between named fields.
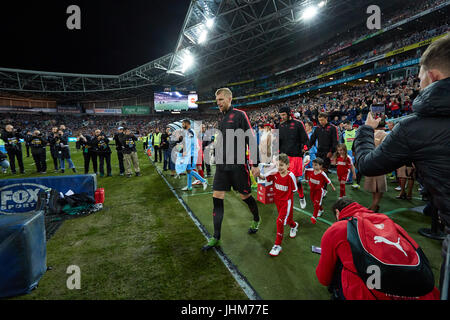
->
xmin=57 ymin=105 xmax=81 ymax=113
xmin=94 ymin=108 xmax=122 ymax=115
xmin=0 ymin=107 xmax=57 ymax=113
xmin=226 ymin=79 xmax=255 ymax=86
xmin=0 ymin=175 xmax=97 ymax=215
xmin=121 ymin=106 xmax=150 ymax=115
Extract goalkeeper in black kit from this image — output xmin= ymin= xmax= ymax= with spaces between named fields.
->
xmin=202 ymin=88 xmax=261 ymax=251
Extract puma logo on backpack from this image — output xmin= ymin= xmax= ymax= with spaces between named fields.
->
xmin=374 ymin=236 xmax=408 ymax=257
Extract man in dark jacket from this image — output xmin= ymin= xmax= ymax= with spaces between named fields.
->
xmin=24 ymin=131 xmax=33 ymax=158
xmin=353 ymin=35 xmax=450 ymax=296
xmin=307 ymin=112 xmax=339 ymax=173
xmin=1 ymin=125 xmax=25 ymax=174
xmin=56 ymin=129 xmax=76 ymax=173
xmin=30 ymin=130 xmax=47 ymax=173
xmin=278 ymin=105 xmax=309 ymax=208
xmin=94 ymin=129 xmax=112 ymax=177
xmin=48 ymin=127 xmax=60 ymax=172
xmin=161 ymin=127 xmax=170 ymax=171
xmin=113 ymin=127 xmax=125 ymax=176
xmin=77 ymin=132 xmax=98 ymax=175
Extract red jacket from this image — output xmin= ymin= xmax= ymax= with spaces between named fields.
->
xmin=315 ymin=202 xmax=440 ymax=300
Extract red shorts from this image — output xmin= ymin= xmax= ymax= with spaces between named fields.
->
xmin=337 ymin=170 xmax=350 ymax=182
xmin=288 ymin=156 xmax=303 ymax=177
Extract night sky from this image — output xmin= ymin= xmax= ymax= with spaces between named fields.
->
xmin=0 ymin=1 xmax=190 ymax=75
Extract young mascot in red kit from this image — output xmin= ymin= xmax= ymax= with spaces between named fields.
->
xmin=304 ymin=157 xmax=336 ymax=224
xmin=261 ymin=154 xmax=299 ymax=256
xmin=332 ymin=144 xmax=357 ymax=199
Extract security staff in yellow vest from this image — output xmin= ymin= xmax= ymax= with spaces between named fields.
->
xmin=153 ymin=128 xmax=162 ymax=163
xmin=342 ymin=120 xmax=358 ymax=185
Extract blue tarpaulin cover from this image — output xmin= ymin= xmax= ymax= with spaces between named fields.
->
xmin=0 ymin=210 xmax=46 ymax=298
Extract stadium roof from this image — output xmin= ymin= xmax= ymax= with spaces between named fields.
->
xmin=0 ymin=0 xmax=410 ymax=101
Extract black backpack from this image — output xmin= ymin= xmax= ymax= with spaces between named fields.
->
xmin=346 ymin=213 xmax=435 ymax=297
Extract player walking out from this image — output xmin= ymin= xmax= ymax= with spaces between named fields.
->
xmin=278 ymin=106 xmax=309 ymax=209
xmin=261 ymin=154 xmax=299 ymax=257
xmin=202 ymin=88 xmax=261 ymax=251
xmin=305 ymin=158 xmax=335 ymax=224
xmin=181 ymin=119 xmax=208 ymax=192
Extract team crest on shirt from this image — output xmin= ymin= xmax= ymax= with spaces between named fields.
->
xmin=227 ymin=113 xmax=235 ymax=123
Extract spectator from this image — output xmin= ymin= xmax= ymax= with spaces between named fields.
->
xmin=353 ymin=35 xmax=450 ymax=295
xmin=362 ymin=124 xmax=388 ymax=212
xmin=353 ymin=114 xmax=364 ymax=128
xmin=316 ymin=198 xmax=440 ymax=300
xmin=120 ymin=128 xmax=141 ymax=178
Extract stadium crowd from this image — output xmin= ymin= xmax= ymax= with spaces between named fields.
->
xmin=200 ymin=7 xmax=448 ymax=99
xmin=219 ymin=0 xmax=448 ymax=86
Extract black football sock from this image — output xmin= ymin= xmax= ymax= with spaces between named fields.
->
xmin=357 ymin=171 xmax=362 ymax=185
xmin=243 ymin=196 xmax=260 ymax=222
xmin=213 ymin=197 xmax=224 ymax=240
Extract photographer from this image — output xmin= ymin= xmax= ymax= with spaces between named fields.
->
xmin=30 ymin=130 xmax=47 ymax=174
xmin=1 ymin=125 xmax=25 ymax=174
xmin=24 ymin=131 xmax=32 ymax=158
xmin=77 ymin=132 xmax=98 ymax=175
xmin=56 ymin=129 xmax=76 ymax=173
xmin=94 ymin=129 xmax=112 ymax=177
xmin=47 ymin=127 xmax=60 ymax=172
xmin=353 ymin=35 xmax=450 ymax=295
xmin=119 ymin=128 xmax=141 ymax=177
xmin=113 ymin=127 xmax=125 ymax=176
xmin=161 ymin=127 xmax=170 ymax=172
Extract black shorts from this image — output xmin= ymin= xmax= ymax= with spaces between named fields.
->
xmin=213 ymin=165 xmax=252 ymax=195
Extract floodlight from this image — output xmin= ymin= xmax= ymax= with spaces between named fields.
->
xmin=318 ymin=1 xmax=326 ymax=8
xmin=198 ymin=30 xmax=208 ymax=44
xmin=182 ymin=53 xmax=194 ymax=72
xmin=206 ymin=18 xmax=215 ymax=29
xmin=302 ymin=6 xmax=318 ymax=20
